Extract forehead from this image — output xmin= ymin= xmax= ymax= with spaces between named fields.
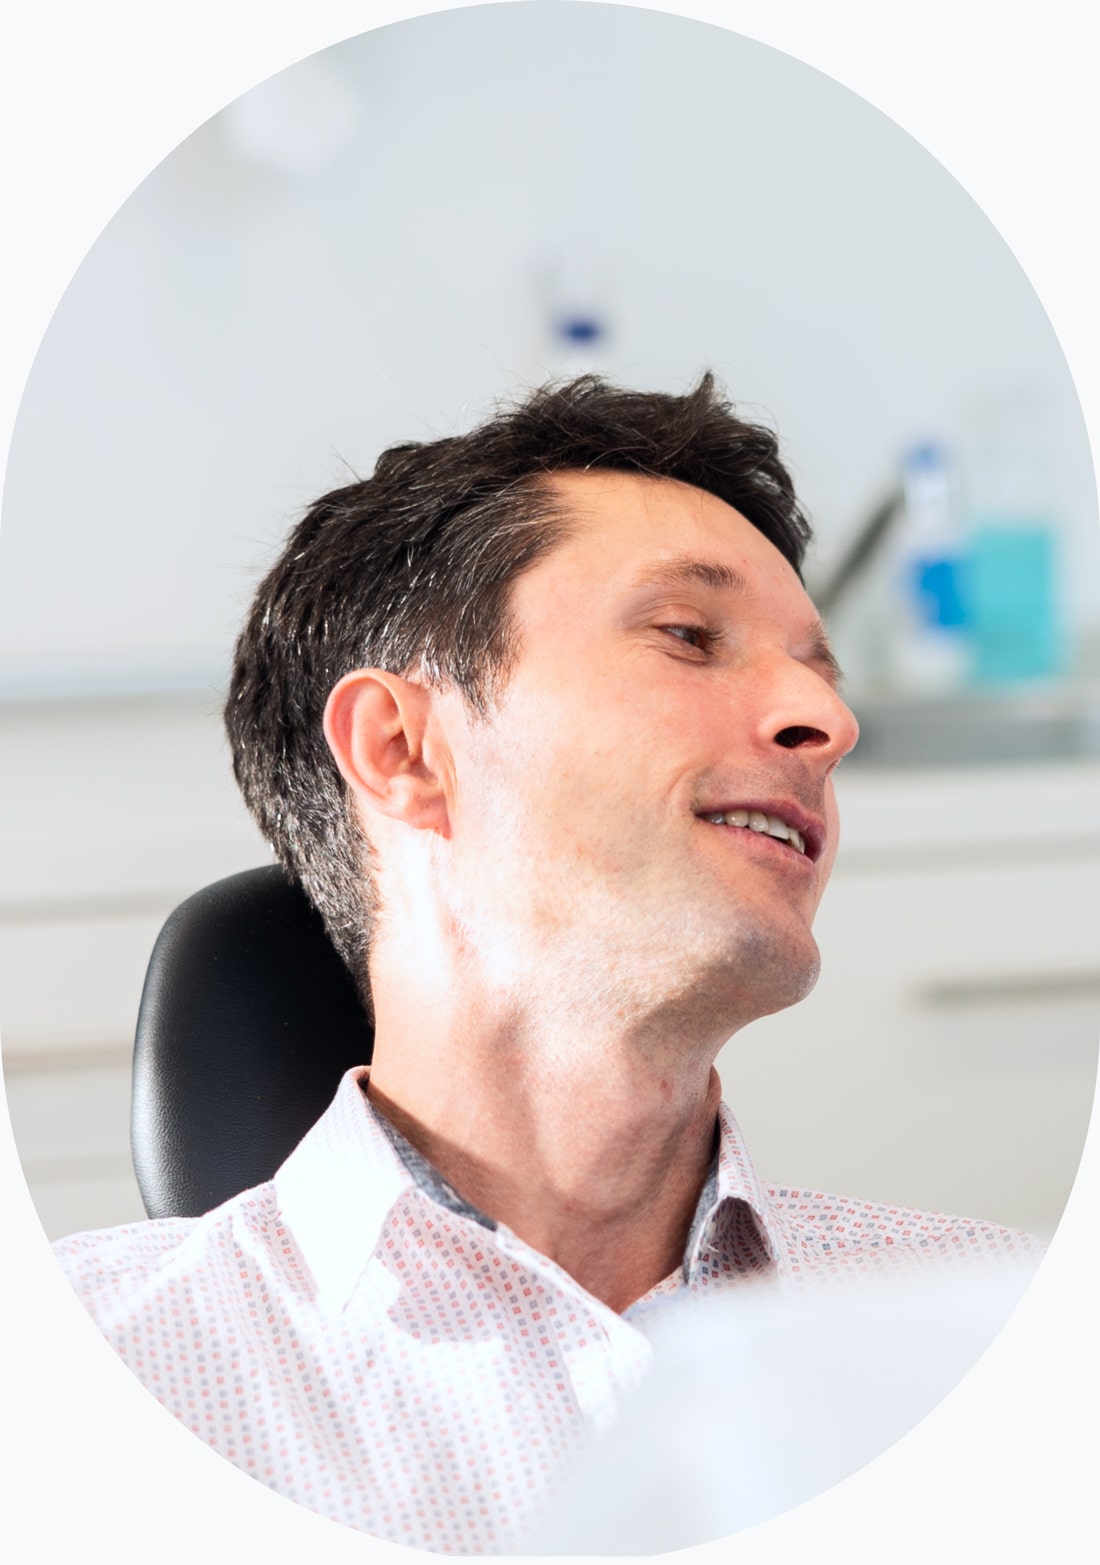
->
xmin=530 ymin=469 xmax=809 ymax=608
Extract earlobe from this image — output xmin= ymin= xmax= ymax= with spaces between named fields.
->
xmin=323 ymin=670 xmax=450 ymax=833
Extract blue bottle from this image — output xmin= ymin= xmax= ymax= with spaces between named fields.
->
xmin=888 ymin=443 xmax=970 ymax=694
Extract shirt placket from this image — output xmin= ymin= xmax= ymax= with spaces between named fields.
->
xmin=561 ymin=1309 xmax=654 ymax=1433
xmin=492 ymin=1230 xmax=655 ymax=1434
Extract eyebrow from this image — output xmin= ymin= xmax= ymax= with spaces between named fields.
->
xmin=629 ymin=556 xmax=750 ymax=596
xmin=627 ymin=553 xmax=845 ymax=689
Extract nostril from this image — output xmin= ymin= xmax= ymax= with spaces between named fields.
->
xmin=774 ymin=725 xmax=829 ymax=749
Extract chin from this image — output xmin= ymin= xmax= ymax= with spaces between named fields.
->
xmin=709 ymin=914 xmax=822 ymax=1022
xmin=751 ymin=955 xmax=820 ymax=1018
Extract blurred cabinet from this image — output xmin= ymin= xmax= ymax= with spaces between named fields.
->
xmin=718 ymin=762 xmax=1100 ymax=1237
xmin=0 ymin=694 xmax=268 ymax=1239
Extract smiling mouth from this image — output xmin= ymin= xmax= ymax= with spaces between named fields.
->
xmin=696 ymin=809 xmax=814 ymax=859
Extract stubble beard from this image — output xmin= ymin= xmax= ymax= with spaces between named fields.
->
xmin=502 ymin=852 xmax=824 ymax=1059
xmin=451 ymin=753 xmax=824 ymax=1051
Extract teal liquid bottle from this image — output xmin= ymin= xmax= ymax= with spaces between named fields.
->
xmin=961 ymin=394 xmax=1066 ymax=687
xmin=966 ymin=521 xmax=1063 ymax=684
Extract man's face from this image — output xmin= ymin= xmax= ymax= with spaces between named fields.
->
xmin=437 ymin=471 xmax=859 ymax=1037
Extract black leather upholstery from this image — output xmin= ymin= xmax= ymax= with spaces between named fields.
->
xmin=131 ymin=865 xmax=374 ymax=1219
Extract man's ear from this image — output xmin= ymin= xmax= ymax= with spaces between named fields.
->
xmin=323 ymin=669 xmax=451 ymax=834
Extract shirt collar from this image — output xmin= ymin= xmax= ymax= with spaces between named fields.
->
xmin=681 ymin=1101 xmax=780 ymax=1278
xmin=272 ymin=1065 xmax=414 ymax=1312
xmin=273 ymin=1069 xmax=781 ymax=1310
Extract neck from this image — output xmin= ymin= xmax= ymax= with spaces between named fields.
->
xmin=365 ymin=952 xmax=727 ymax=1314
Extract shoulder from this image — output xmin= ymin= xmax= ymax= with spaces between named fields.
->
xmin=53 ymin=1214 xmax=200 ymax=1279
xmin=763 ymin=1183 xmax=1043 ymax=1274
xmin=51 ymin=1181 xmax=284 ymax=1330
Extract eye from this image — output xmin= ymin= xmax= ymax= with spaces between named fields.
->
xmin=660 ymin=623 xmax=720 ymax=653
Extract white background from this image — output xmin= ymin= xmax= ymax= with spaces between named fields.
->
xmin=1 ymin=3 xmax=1097 ymax=1562
xmin=0 ymin=0 xmax=1095 ymax=699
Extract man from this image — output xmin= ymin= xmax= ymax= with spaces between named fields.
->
xmin=55 ymin=376 xmax=1037 ymax=1553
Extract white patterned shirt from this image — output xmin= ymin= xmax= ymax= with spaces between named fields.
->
xmin=53 ymin=1067 xmax=1039 ymax=1553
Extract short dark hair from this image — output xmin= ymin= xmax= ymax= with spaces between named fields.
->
xmin=225 ymin=373 xmax=812 ymax=992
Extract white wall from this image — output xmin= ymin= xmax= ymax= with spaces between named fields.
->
xmin=1 ymin=2 xmax=1094 ymax=695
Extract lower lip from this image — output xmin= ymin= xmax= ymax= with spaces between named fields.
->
xmin=700 ymin=819 xmax=816 ymax=870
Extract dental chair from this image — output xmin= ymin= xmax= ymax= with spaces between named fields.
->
xmin=131 ymin=865 xmax=374 ymax=1219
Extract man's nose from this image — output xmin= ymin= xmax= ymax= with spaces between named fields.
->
xmin=757 ymin=662 xmax=860 ymax=764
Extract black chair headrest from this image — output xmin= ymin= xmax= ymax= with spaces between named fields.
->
xmin=132 ymin=865 xmax=374 ymax=1219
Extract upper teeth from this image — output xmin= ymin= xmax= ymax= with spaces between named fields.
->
xmin=703 ymin=809 xmax=806 ymax=855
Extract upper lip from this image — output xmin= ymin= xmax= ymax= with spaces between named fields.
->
xmin=693 ymin=798 xmax=826 ymax=863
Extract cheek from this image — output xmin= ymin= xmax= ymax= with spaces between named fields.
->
xmin=461 ymin=662 xmax=692 ymax=856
